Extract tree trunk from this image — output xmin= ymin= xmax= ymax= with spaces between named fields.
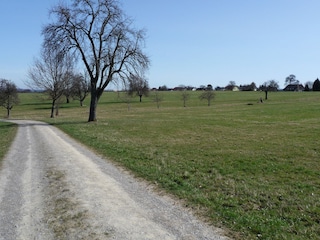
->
xmin=139 ymin=95 xmax=142 ymax=102
xmin=55 ymin=104 xmax=59 ymax=116
xmin=265 ymin=90 xmax=268 ymax=100
xmin=88 ymin=88 xmax=99 ymax=122
xmin=6 ymin=108 xmax=10 ymax=118
xmin=50 ymin=100 xmax=55 ymax=118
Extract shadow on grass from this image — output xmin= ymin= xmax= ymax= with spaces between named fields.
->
xmin=49 ymin=120 xmax=89 ymax=127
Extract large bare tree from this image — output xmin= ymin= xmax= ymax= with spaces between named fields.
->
xmin=42 ymin=0 xmax=149 ymax=121
xmin=0 ymin=79 xmax=19 ymax=118
xmin=28 ymin=48 xmax=73 ymax=118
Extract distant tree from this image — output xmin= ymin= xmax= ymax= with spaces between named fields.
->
xmin=159 ymin=85 xmax=168 ymax=91
xmin=207 ymin=84 xmax=213 ymax=90
xmin=127 ymin=73 xmax=149 ymax=102
xmin=313 ymin=78 xmax=320 ymax=91
xmin=260 ymin=80 xmax=279 ymax=100
xmin=305 ymin=81 xmax=313 ymax=89
xmin=225 ymin=81 xmax=237 ymax=91
xmin=28 ymin=48 xmax=72 ymax=118
xmin=63 ymin=72 xmax=73 ymax=104
xmin=123 ymin=92 xmax=134 ymax=111
xmin=181 ymin=89 xmax=190 ymax=107
xmin=153 ymin=91 xmax=163 ymax=109
xmin=305 ymin=85 xmax=310 ymax=91
xmin=215 ymin=86 xmax=224 ymax=91
xmin=304 ymin=81 xmax=313 ymax=91
xmin=229 ymin=81 xmax=236 ymax=86
xmin=199 ymin=89 xmax=215 ymax=106
xmin=70 ymin=73 xmax=90 ymax=106
xmin=285 ymin=74 xmax=299 ymax=86
xmin=241 ymin=82 xmax=257 ymax=91
xmin=0 ymin=79 xmax=19 ymax=118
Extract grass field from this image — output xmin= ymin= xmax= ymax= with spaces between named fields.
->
xmin=1 ymin=90 xmax=320 ymax=239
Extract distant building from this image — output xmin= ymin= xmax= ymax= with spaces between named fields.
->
xmin=283 ymin=84 xmax=305 ymax=91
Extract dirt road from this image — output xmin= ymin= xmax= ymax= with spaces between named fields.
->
xmin=0 ymin=120 xmax=229 ymax=239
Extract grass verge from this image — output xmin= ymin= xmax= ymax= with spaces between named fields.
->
xmin=0 ymin=121 xmax=18 ymax=165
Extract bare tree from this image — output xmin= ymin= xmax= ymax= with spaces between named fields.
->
xmin=28 ymin=48 xmax=72 ymax=118
xmin=199 ymin=90 xmax=215 ymax=106
xmin=127 ymin=73 xmax=149 ymax=102
xmin=63 ymin=72 xmax=74 ymax=104
xmin=123 ymin=92 xmax=134 ymax=111
xmin=260 ymin=80 xmax=279 ymax=100
xmin=0 ymin=79 xmax=19 ymax=118
xmin=70 ymin=72 xmax=90 ymax=106
xmin=153 ymin=91 xmax=163 ymax=109
xmin=42 ymin=0 xmax=149 ymax=122
xmin=285 ymin=74 xmax=299 ymax=86
xmin=181 ymin=89 xmax=190 ymax=107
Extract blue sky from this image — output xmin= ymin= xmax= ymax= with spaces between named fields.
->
xmin=1 ymin=1 xmax=320 ymax=89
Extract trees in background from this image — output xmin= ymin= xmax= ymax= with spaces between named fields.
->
xmin=304 ymin=81 xmax=313 ymax=91
xmin=42 ymin=0 xmax=149 ymax=122
xmin=260 ymin=80 xmax=279 ymax=100
xmin=285 ymin=74 xmax=299 ymax=86
xmin=153 ymin=91 xmax=163 ymax=109
xmin=127 ymin=74 xmax=149 ymax=102
xmin=28 ymin=48 xmax=73 ymax=118
xmin=70 ymin=73 xmax=90 ymax=106
xmin=312 ymin=78 xmax=320 ymax=91
xmin=0 ymin=79 xmax=19 ymax=118
xmin=158 ymin=85 xmax=168 ymax=91
xmin=240 ymin=82 xmax=257 ymax=91
xmin=181 ymin=89 xmax=190 ymax=107
xmin=199 ymin=89 xmax=215 ymax=106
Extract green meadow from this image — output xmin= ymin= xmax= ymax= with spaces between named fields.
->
xmin=1 ymin=90 xmax=320 ymax=239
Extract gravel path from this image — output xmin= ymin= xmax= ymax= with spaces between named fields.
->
xmin=0 ymin=120 xmax=230 ymax=240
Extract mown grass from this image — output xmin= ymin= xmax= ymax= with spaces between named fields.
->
xmin=2 ymin=90 xmax=320 ymax=239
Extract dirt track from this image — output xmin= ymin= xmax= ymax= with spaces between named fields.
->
xmin=0 ymin=120 xmax=230 ymax=239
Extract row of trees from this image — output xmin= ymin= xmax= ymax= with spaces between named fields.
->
xmin=164 ymin=75 xmax=319 ymax=93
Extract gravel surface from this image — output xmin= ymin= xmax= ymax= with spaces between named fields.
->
xmin=0 ymin=120 xmax=230 ymax=240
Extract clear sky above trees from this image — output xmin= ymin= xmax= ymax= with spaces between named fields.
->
xmin=1 ymin=0 xmax=320 ymax=89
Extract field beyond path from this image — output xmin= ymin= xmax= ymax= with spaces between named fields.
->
xmin=0 ymin=120 xmax=229 ymax=239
